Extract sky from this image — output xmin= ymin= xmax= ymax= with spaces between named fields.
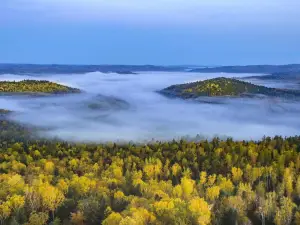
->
xmin=1 ymin=0 xmax=300 ymax=65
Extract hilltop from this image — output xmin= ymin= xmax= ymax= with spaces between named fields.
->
xmin=0 ymin=80 xmax=81 ymax=95
xmin=159 ymin=77 xmax=300 ymax=99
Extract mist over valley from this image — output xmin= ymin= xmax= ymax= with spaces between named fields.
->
xmin=1 ymin=71 xmax=300 ymax=142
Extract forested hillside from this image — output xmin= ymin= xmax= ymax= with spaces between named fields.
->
xmin=0 ymin=80 xmax=80 ymax=94
xmin=1 ymin=118 xmax=300 ymax=225
xmin=160 ymin=77 xmax=300 ymax=99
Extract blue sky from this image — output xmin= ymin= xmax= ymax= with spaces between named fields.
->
xmin=1 ymin=0 xmax=300 ymax=65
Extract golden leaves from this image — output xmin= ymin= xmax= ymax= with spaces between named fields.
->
xmin=70 ymin=175 xmax=96 ymax=196
xmin=38 ymin=183 xmax=65 ymax=212
xmin=206 ymin=186 xmax=220 ymax=202
xmin=181 ymin=177 xmax=195 ymax=199
xmin=231 ymin=167 xmax=243 ymax=184
xmin=188 ymin=197 xmax=211 ymax=225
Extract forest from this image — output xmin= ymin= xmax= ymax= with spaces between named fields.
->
xmin=159 ymin=77 xmax=300 ymax=99
xmin=1 ymin=117 xmax=300 ymax=225
xmin=0 ymin=80 xmax=80 ymax=94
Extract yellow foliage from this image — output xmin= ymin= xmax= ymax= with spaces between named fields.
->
xmin=214 ymin=148 xmax=223 ymax=157
xmin=69 ymin=159 xmax=79 ymax=169
xmin=119 ymin=216 xmax=136 ymax=225
xmin=188 ymin=197 xmax=211 ymax=225
xmin=129 ymin=207 xmax=156 ymax=225
xmin=26 ymin=212 xmax=48 ymax=225
xmin=154 ymin=190 xmax=169 ymax=199
xmin=143 ymin=158 xmax=162 ymax=180
xmin=294 ymin=211 xmax=300 ymax=225
xmin=153 ymin=199 xmax=175 ymax=216
xmin=140 ymin=180 xmax=172 ymax=199
xmin=199 ymin=171 xmax=207 ymax=185
xmin=251 ymin=167 xmax=263 ymax=183
xmin=231 ymin=167 xmax=243 ymax=184
xmin=274 ymin=197 xmax=296 ymax=225
xmin=70 ymin=175 xmax=96 ymax=196
xmin=0 ymin=202 xmax=11 ymax=222
xmin=263 ymin=192 xmax=277 ymax=219
xmin=283 ymin=168 xmax=293 ymax=197
xmin=171 ymin=163 xmax=182 ymax=177
xmin=38 ymin=182 xmax=65 ymax=212
xmin=11 ymin=160 xmax=26 ymax=173
xmin=3 ymin=122 xmax=300 ymax=225
xmin=237 ymin=183 xmax=255 ymax=206
xmin=103 ymin=212 xmax=123 ymax=225
xmin=92 ymin=163 xmax=100 ymax=173
xmin=172 ymin=185 xmax=183 ymax=198
xmin=181 ymin=177 xmax=195 ymax=199
xmin=207 ymin=174 xmax=216 ymax=186
xmin=132 ymin=171 xmax=145 ymax=187
xmin=114 ymin=207 xmax=156 ymax=225
xmin=112 ymin=165 xmax=123 ymax=180
xmin=296 ymin=176 xmax=300 ymax=197
xmin=226 ymin=196 xmax=246 ymax=213
xmin=6 ymin=194 xmax=25 ymax=211
xmin=206 ymin=186 xmax=220 ymax=202
xmin=114 ymin=190 xmax=125 ymax=199
xmin=6 ymin=174 xmax=25 ymax=195
xmin=44 ymin=161 xmax=55 ymax=174
xmin=38 ymin=173 xmax=53 ymax=183
xmin=33 ymin=150 xmax=41 ymax=158
xmin=218 ymin=177 xmax=234 ymax=194
xmin=57 ymin=179 xmax=69 ymax=194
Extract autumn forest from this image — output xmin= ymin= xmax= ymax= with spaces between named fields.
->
xmin=1 ymin=116 xmax=300 ymax=225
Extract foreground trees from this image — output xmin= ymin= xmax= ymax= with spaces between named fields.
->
xmin=1 ymin=133 xmax=300 ymax=224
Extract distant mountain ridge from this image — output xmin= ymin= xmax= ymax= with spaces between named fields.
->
xmin=189 ymin=64 xmax=300 ymax=74
xmin=2 ymin=63 xmax=300 ymax=76
xmin=0 ymin=63 xmax=187 ymax=74
xmin=244 ymin=72 xmax=300 ymax=81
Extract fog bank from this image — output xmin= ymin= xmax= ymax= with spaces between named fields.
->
xmin=1 ymin=71 xmax=300 ymax=142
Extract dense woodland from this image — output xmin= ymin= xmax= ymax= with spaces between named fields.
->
xmin=0 ymin=80 xmax=80 ymax=94
xmin=160 ymin=77 xmax=300 ymax=99
xmin=1 ymin=117 xmax=300 ymax=225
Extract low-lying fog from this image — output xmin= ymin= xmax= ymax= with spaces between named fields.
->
xmin=1 ymin=72 xmax=300 ymax=142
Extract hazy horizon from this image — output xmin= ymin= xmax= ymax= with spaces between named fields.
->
xmin=1 ymin=63 xmax=300 ymax=66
